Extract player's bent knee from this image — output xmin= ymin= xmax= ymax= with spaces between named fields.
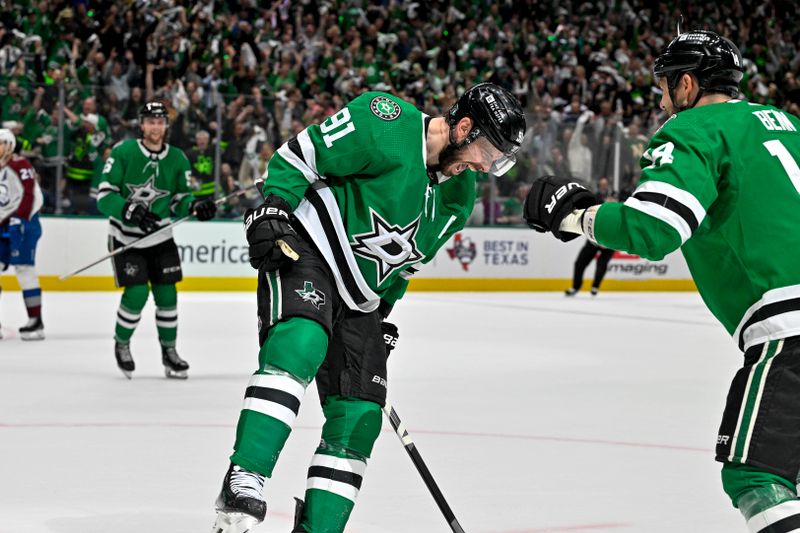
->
xmin=151 ymin=283 xmax=177 ymax=307
xmin=121 ymin=284 xmax=149 ymax=307
xmin=321 ymin=396 xmax=382 ymax=459
xmin=13 ymin=264 xmax=39 ymax=290
xmin=259 ymin=317 xmax=328 ymax=383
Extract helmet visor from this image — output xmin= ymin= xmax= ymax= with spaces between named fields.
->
xmin=470 ymin=135 xmax=518 ymax=176
xmin=490 ymin=154 xmax=517 ymax=176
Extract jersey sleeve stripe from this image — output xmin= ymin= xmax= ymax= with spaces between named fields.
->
xmin=624 ymin=195 xmax=693 ymax=243
xmin=98 ymin=183 xmax=120 ymax=192
xmin=297 ymin=128 xmax=319 ymax=177
xmin=280 ymin=134 xmax=320 ymax=185
xmin=633 ymin=180 xmax=707 ymax=226
xmin=633 ymin=192 xmax=699 ymax=232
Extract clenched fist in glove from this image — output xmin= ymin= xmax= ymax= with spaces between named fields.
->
xmin=122 ymin=201 xmax=162 ymax=234
xmin=523 ymin=175 xmax=600 ymax=242
xmin=244 ymin=195 xmax=300 ymax=271
xmin=191 ymin=198 xmax=217 ymax=221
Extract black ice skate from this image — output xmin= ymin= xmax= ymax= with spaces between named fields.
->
xmin=161 ymin=345 xmax=189 ymax=379
xmin=19 ymin=317 xmax=45 ymax=341
xmin=114 ymin=341 xmax=135 ymax=379
xmin=564 ymin=288 xmax=578 ymax=297
xmin=213 ymin=463 xmax=267 ymax=533
xmin=291 ymin=497 xmax=306 ymax=532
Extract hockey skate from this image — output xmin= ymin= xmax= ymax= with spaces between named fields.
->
xmin=115 ymin=341 xmax=135 ymax=379
xmin=564 ymin=288 xmax=578 ymax=297
xmin=19 ymin=317 xmax=44 ymax=341
xmin=213 ymin=464 xmax=267 ymax=533
xmin=161 ymin=345 xmax=189 ymax=379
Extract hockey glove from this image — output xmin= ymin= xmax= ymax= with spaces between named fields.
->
xmin=381 ymin=321 xmax=399 ymax=357
xmin=191 ymin=198 xmax=217 ymax=221
xmin=524 ymin=175 xmax=599 ymax=242
xmin=122 ymin=201 xmax=162 ymax=234
xmin=244 ymin=195 xmax=300 ymax=271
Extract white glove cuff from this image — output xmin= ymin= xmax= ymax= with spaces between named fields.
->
xmin=582 ymin=205 xmax=601 ymax=244
xmin=558 ymin=209 xmax=585 ymax=236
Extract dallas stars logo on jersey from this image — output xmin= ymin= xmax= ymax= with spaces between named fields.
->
xmin=370 ymin=96 xmax=402 ymax=121
xmin=351 ymin=209 xmax=424 ymax=285
xmin=126 ymin=174 xmax=169 ymax=207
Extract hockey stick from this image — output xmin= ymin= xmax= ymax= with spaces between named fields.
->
xmin=382 ymin=404 xmax=467 ymax=533
xmin=59 ymin=185 xmax=262 ymax=281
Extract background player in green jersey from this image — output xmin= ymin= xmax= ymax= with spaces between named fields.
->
xmin=212 ymin=84 xmax=526 ymax=533
xmin=96 ymin=102 xmax=217 ymax=379
xmin=525 ymin=30 xmax=800 ymax=533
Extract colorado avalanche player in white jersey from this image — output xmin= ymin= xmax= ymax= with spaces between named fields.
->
xmin=0 ymin=128 xmax=45 ymax=340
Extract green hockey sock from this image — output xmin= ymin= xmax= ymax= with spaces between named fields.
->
xmin=230 ymin=317 xmax=328 ymax=477
xmin=114 ymin=284 xmax=149 ymax=343
xmin=152 ymin=283 xmax=178 ymax=347
xmin=299 ymin=396 xmax=382 ymax=533
xmin=722 ymin=462 xmax=798 ymax=518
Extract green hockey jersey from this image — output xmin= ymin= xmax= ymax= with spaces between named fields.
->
xmin=96 ymin=139 xmax=194 ymax=247
xmin=263 ymin=92 xmax=476 ymax=312
xmin=592 ymin=100 xmax=800 ymax=351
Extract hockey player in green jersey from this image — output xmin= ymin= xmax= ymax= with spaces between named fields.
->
xmin=212 ymin=84 xmax=526 ymax=533
xmin=96 ymin=102 xmax=217 ymax=379
xmin=525 ymin=30 xmax=800 ymax=533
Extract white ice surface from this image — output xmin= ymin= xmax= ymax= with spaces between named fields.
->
xmin=0 ymin=291 xmax=746 ymax=533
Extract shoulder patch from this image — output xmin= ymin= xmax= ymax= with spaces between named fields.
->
xmin=370 ymin=96 xmax=402 ymax=121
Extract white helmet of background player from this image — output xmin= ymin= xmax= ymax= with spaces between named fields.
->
xmin=0 ymin=128 xmax=16 ymax=166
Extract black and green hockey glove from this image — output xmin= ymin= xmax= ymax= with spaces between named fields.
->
xmin=524 ymin=175 xmax=599 ymax=242
xmin=244 ymin=195 xmax=300 ymax=271
xmin=122 ymin=201 xmax=161 ymax=234
xmin=191 ymin=198 xmax=217 ymax=221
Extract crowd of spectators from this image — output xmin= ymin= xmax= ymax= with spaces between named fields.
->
xmin=0 ymin=0 xmax=798 ymax=221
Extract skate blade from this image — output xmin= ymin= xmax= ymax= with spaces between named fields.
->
xmin=212 ymin=511 xmax=260 ymax=533
xmin=20 ymin=330 xmax=45 ymax=341
xmin=164 ymin=367 xmax=188 ymax=379
xmin=119 ymin=368 xmax=133 ymax=380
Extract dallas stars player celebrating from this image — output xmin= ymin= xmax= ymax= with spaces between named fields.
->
xmin=212 ymin=84 xmax=525 ymax=533
xmin=525 ymin=30 xmax=800 ymax=532
xmin=96 ymin=102 xmax=217 ymax=379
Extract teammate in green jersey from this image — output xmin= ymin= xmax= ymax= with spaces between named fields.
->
xmin=96 ymin=102 xmax=217 ymax=380
xmin=525 ymin=30 xmax=800 ymax=532
xmin=211 ymin=84 xmax=526 ymax=533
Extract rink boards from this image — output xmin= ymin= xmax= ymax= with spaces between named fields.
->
xmin=0 ymin=216 xmax=695 ymax=291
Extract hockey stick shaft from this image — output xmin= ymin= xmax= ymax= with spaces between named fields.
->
xmin=382 ymin=404 xmax=466 ymax=533
xmin=59 ymin=186 xmax=256 ymax=281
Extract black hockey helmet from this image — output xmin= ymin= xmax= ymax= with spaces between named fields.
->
xmin=447 ymin=83 xmax=526 ymax=175
xmin=139 ymin=101 xmax=169 ymax=125
xmin=653 ymin=29 xmax=743 ymax=110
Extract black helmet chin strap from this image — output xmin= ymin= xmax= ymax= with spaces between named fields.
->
xmin=668 ymin=73 xmax=705 ymax=113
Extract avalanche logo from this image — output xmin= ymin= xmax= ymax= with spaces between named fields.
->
xmin=446 ymin=233 xmax=477 ymax=271
xmin=0 ymin=182 xmax=8 ymax=207
xmin=351 ymin=209 xmax=424 ymax=285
